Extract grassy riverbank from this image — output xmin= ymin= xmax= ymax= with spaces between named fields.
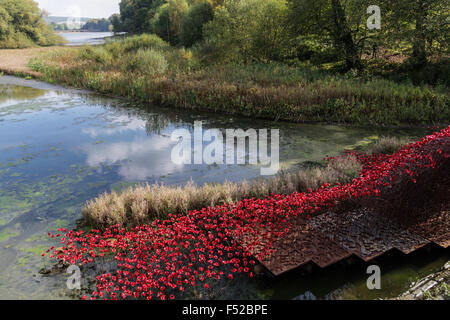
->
xmin=0 ymin=47 xmax=70 ymax=78
xmin=27 ymin=35 xmax=449 ymax=126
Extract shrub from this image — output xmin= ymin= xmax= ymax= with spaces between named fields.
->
xmin=106 ymin=34 xmax=170 ymax=53
xmin=103 ymin=34 xmax=170 ymax=67
xmin=77 ymin=46 xmax=113 ymax=65
xmin=151 ymin=4 xmax=171 ymax=43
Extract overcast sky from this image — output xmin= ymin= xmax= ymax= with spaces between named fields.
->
xmin=36 ymin=0 xmax=120 ymax=18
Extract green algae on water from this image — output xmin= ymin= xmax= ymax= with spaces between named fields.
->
xmin=0 ymin=229 xmax=19 ymax=243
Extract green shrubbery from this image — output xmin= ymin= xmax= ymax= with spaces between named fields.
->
xmin=104 ymin=34 xmax=170 ymax=62
xmin=126 ymin=49 xmax=168 ymax=76
xmin=200 ymin=0 xmax=289 ymax=63
xmin=150 ymin=0 xmax=189 ymax=44
xmin=109 ymin=0 xmax=449 ymax=85
xmin=0 ymin=0 xmax=65 ymax=48
xmin=180 ymin=2 xmax=214 ymax=47
xmin=61 ymin=35 xmax=171 ymax=77
xmin=77 ymin=46 xmax=113 ymax=65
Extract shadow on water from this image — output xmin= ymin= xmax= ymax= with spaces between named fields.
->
xmin=252 ymin=245 xmax=449 ymax=300
xmin=0 ymin=75 xmax=446 ymax=299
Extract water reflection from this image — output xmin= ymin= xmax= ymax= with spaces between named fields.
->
xmin=0 ymin=85 xmax=46 ymax=105
xmin=79 ymin=135 xmax=180 ymax=181
xmin=59 ymin=32 xmax=114 ymax=46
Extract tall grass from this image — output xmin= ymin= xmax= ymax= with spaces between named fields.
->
xmin=29 ymin=34 xmax=449 ymax=126
xmin=79 ymin=136 xmax=426 ymax=228
xmin=126 ymin=49 xmax=168 ymax=76
xmin=366 ymin=136 xmax=413 ymax=155
xmin=83 ymin=154 xmax=362 ymax=228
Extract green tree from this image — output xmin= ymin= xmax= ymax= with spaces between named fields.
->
xmin=116 ymin=0 xmax=164 ymax=33
xmin=180 ymin=1 xmax=214 ymax=47
xmin=384 ymin=0 xmax=449 ymax=67
xmin=287 ymin=0 xmax=378 ymax=70
xmin=168 ymin=0 xmax=189 ymax=43
xmin=0 ymin=0 xmax=64 ymax=48
xmin=202 ymin=0 xmax=289 ymax=62
xmin=152 ymin=3 xmax=171 ymax=42
xmin=110 ymin=14 xmax=122 ymax=32
xmin=151 ymin=0 xmax=188 ymax=45
xmin=0 ymin=6 xmax=13 ymax=41
xmin=82 ymin=18 xmax=112 ymax=32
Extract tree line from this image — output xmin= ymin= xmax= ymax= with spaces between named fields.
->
xmin=49 ymin=19 xmax=112 ymax=32
xmin=111 ymin=0 xmax=449 ymax=70
xmin=81 ymin=18 xmax=112 ymax=32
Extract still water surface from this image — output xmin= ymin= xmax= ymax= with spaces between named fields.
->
xmin=0 ymin=75 xmax=447 ymax=299
xmin=59 ymin=32 xmax=114 ymax=46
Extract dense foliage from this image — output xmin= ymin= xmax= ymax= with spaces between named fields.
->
xmin=81 ymin=18 xmax=112 ymax=32
xmin=43 ymin=126 xmax=450 ymax=300
xmin=0 ymin=0 xmax=65 ymax=48
xmin=179 ymin=2 xmax=213 ymax=47
xmin=112 ymin=0 xmax=164 ymax=34
xmin=109 ymin=0 xmax=449 ymax=73
xmin=49 ymin=22 xmax=69 ymax=31
xmin=31 ymin=0 xmax=448 ymax=300
xmin=23 ymin=0 xmax=450 ymax=125
xmin=201 ymin=0 xmax=289 ymax=63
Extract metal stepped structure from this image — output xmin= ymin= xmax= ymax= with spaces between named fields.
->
xmin=245 ymin=204 xmax=450 ymax=276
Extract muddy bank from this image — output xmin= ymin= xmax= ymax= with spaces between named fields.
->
xmin=0 ymin=47 xmax=70 ymax=78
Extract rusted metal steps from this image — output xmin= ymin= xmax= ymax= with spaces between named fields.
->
xmin=244 ymin=206 xmax=450 ymax=276
xmin=407 ymin=208 xmax=450 ymax=249
xmin=238 ymin=218 xmax=351 ymax=276
xmin=309 ymin=209 xmax=430 ymax=260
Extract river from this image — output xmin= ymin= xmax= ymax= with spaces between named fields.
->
xmin=0 ymin=75 xmax=447 ymax=299
xmin=58 ymin=32 xmax=115 ymax=46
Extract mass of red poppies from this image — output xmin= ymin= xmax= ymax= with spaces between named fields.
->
xmin=43 ymin=126 xmax=450 ymax=300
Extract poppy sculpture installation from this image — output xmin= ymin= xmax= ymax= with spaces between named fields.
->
xmin=43 ymin=126 xmax=450 ymax=300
